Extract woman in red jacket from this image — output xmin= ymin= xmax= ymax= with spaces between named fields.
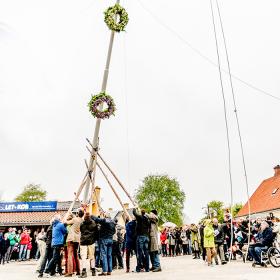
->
xmin=19 ymin=229 xmax=31 ymax=261
xmin=160 ymin=229 xmax=168 ymax=257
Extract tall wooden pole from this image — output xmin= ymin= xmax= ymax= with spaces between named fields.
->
xmin=83 ymin=0 xmax=121 ymax=203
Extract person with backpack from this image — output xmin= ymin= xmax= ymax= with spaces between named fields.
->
xmin=79 ymin=212 xmax=97 ymax=278
xmin=91 ymin=212 xmax=116 ymax=276
xmin=133 ymin=208 xmax=150 ymax=273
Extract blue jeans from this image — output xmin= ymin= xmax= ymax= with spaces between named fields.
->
xmin=136 ymin=235 xmax=150 ymax=272
xmin=150 ymin=251 xmax=160 ymax=268
xmin=19 ymin=244 xmax=27 ymax=260
xmin=249 ymin=246 xmax=267 ymax=264
xmin=46 ymin=246 xmax=63 ymax=275
xmin=100 ymin=238 xmax=113 ymax=273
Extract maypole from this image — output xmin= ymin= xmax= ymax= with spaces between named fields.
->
xmin=66 ymin=0 xmax=130 ymax=217
xmin=83 ymin=0 xmax=129 ymax=205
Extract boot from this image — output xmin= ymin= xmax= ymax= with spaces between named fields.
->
xmin=91 ymin=268 xmax=96 ymax=276
xmin=78 ymin=270 xmax=87 ymax=278
xmin=152 ymin=267 xmax=162 ymax=272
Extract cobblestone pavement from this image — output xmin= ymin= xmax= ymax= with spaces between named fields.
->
xmin=1 ymin=255 xmax=280 ymax=280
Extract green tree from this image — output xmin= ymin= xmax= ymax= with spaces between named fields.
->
xmin=135 ymin=174 xmax=185 ymax=226
xmin=232 ymin=202 xmax=243 ymax=217
xmin=207 ymin=200 xmax=224 ymax=223
xmin=15 ymin=183 xmax=47 ymax=202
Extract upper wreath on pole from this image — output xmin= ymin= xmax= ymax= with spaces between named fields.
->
xmin=104 ymin=3 xmax=129 ymax=32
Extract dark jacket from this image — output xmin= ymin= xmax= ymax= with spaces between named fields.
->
xmin=80 ymin=218 xmax=97 ymax=245
xmin=213 ymin=224 xmax=225 ymax=245
xmin=91 ymin=216 xmax=116 ymax=240
xmin=51 ymin=220 xmax=67 ymax=247
xmin=0 ymin=236 xmax=9 ymax=254
xmin=260 ymin=227 xmax=274 ymax=247
xmin=133 ymin=209 xmax=150 ymax=237
xmin=125 ymin=220 xmax=137 ymax=250
xmin=45 ymin=226 xmax=53 ymax=247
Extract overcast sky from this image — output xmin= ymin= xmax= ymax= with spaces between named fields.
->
xmin=0 ymin=0 xmax=279 ymax=222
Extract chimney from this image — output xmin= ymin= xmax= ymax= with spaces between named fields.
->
xmin=123 ymin=203 xmax=129 ymax=210
xmin=94 ymin=186 xmax=101 ymax=202
xmin=274 ymin=165 xmax=280 ymax=177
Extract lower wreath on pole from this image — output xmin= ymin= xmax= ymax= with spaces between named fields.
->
xmin=88 ymin=92 xmax=116 ymax=120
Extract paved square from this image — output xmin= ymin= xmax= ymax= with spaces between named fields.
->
xmin=1 ymin=255 xmax=280 ymax=280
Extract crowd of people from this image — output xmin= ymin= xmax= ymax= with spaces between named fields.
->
xmin=155 ymin=212 xmax=280 ymax=268
xmin=1 ymin=209 xmax=280 ymax=277
xmin=0 ymin=227 xmax=42 ymax=264
xmin=0 ymin=207 xmax=162 ymax=278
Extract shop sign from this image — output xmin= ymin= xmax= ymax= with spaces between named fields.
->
xmin=0 ymin=201 xmax=57 ymax=212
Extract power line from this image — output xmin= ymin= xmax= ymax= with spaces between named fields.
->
xmin=210 ymin=0 xmax=234 ymax=259
xmin=215 ymin=0 xmax=251 ymax=259
xmin=137 ymin=0 xmax=280 ymax=102
xmin=215 ymin=0 xmax=251 ymax=218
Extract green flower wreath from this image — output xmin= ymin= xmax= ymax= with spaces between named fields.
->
xmin=88 ymin=92 xmax=116 ymax=120
xmin=104 ymin=4 xmax=129 ymax=32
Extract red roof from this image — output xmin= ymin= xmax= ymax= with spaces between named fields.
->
xmin=238 ymin=173 xmax=280 ymax=217
xmin=0 ymin=210 xmax=67 ymax=226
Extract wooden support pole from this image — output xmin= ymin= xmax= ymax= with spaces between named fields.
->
xmin=98 ymin=152 xmax=136 ymax=207
xmin=96 ymin=161 xmax=132 ymax=221
xmin=86 ymin=139 xmax=136 ymax=207
xmin=66 ymin=172 xmax=88 ymax=220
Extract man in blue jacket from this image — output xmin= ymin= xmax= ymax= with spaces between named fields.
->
xmin=45 ymin=214 xmax=67 ymax=276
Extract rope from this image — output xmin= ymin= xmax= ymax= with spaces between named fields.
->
xmin=215 ymin=0 xmax=251 ymax=260
xmin=137 ymin=0 xmax=280 ymax=102
xmin=209 ymin=0 xmax=234 ymax=261
xmin=123 ymin=27 xmax=132 ymax=193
